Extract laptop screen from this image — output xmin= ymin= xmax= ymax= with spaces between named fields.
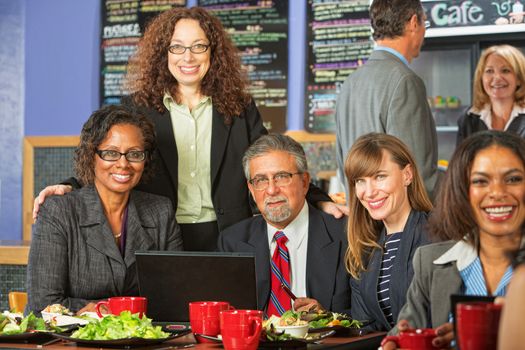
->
xmin=135 ymin=251 xmax=258 ymax=322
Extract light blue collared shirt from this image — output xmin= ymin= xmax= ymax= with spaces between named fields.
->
xmin=374 ymin=46 xmax=409 ymax=66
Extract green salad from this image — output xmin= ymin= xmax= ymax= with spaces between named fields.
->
xmin=308 ymin=312 xmax=362 ymax=329
xmin=0 ymin=312 xmax=60 ymax=335
xmin=71 ymin=311 xmax=169 ymax=340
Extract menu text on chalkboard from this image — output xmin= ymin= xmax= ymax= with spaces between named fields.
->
xmin=305 ymin=0 xmax=373 ymax=133
xmin=101 ymin=0 xmax=186 ymax=105
xmin=199 ymin=0 xmax=289 ymax=132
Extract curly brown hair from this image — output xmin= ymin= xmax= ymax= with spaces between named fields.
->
xmin=429 ymin=130 xmax=525 ymax=245
xmin=125 ymin=7 xmax=251 ymax=123
xmin=75 ymin=105 xmax=157 ymax=185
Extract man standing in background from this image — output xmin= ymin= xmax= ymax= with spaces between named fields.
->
xmin=335 ymin=0 xmax=439 ymax=198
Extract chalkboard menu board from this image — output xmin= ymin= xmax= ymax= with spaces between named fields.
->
xmin=101 ymin=0 xmax=186 ymax=105
xmin=305 ymin=0 xmax=373 ymax=133
xmin=198 ymin=0 xmax=289 ymax=132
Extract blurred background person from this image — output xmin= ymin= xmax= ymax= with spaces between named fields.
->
xmin=33 ymin=7 xmax=340 ymax=252
xmin=335 ymin=0 xmax=439 ymax=199
xmin=26 ymin=105 xmax=183 ymax=315
xmin=383 ymin=130 xmax=525 ymax=349
xmin=498 ymin=247 xmax=525 ymax=350
xmin=457 ymin=45 xmax=525 ymax=145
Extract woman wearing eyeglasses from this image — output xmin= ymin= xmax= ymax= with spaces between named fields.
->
xmin=33 ymin=7 xmax=340 ymax=252
xmin=26 ymin=105 xmax=183 ymax=315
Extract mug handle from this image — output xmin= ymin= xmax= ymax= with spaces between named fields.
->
xmin=95 ymin=300 xmax=109 ymax=318
xmin=245 ymin=316 xmax=263 ymax=345
xmin=380 ymin=335 xmax=400 ymax=348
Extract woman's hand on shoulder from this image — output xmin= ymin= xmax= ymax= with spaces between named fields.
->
xmin=33 ymin=185 xmax=73 ymax=220
xmin=317 ymin=201 xmax=349 ymax=218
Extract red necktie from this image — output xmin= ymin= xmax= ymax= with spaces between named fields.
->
xmin=267 ymin=231 xmax=291 ymax=317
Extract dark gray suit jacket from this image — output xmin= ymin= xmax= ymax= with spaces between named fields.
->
xmin=26 ymin=185 xmax=183 ymax=313
xmin=217 ymin=204 xmax=351 ymax=314
xmin=335 ymin=49 xmax=439 ymax=198
xmin=350 ymin=210 xmax=430 ymax=331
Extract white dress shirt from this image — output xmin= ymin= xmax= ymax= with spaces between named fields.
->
xmin=266 ymin=201 xmax=309 ymax=298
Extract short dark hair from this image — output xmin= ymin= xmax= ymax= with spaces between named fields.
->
xmin=242 ymin=134 xmax=307 ymax=180
xmin=75 ymin=105 xmax=157 ymax=185
xmin=370 ymin=0 xmax=424 ymax=40
xmin=429 ymin=130 xmax=525 ymax=244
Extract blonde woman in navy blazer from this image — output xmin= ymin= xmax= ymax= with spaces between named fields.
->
xmin=343 ymin=133 xmax=432 ymax=331
xmin=294 ymin=133 xmax=432 ymax=329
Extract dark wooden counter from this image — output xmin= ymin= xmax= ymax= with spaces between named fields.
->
xmin=0 ymin=331 xmax=386 ymax=350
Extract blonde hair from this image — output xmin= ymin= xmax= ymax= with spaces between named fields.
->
xmin=344 ymin=133 xmax=432 ymax=279
xmin=473 ymin=45 xmax=525 ymax=111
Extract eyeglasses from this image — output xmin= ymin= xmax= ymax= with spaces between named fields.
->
xmin=96 ymin=149 xmax=147 ymax=163
xmin=168 ymin=43 xmax=210 ymax=55
xmin=249 ymin=172 xmax=302 ymax=191
xmin=424 ymin=20 xmax=431 ymax=28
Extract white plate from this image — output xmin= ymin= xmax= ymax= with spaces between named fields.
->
xmin=41 ymin=312 xmax=90 ymax=326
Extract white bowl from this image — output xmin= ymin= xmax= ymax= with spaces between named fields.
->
xmin=274 ymin=324 xmax=309 ymax=338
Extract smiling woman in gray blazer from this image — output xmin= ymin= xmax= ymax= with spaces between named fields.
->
xmin=383 ymin=131 xmax=525 ymax=350
xmin=26 ymin=105 xmax=183 ymax=315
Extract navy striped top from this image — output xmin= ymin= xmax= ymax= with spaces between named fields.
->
xmin=377 ymin=231 xmax=402 ymax=327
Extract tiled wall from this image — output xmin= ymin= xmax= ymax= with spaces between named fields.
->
xmin=0 ymin=265 xmax=26 ymax=311
xmin=34 ymin=147 xmax=76 ymax=197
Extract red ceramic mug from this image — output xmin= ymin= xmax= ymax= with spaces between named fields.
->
xmin=220 ymin=310 xmax=263 ymax=350
xmin=95 ymin=296 xmax=147 ymax=318
xmin=381 ymin=328 xmax=438 ymax=350
xmin=189 ymin=301 xmax=232 ymax=343
xmin=456 ymin=302 xmax=502 ymax=350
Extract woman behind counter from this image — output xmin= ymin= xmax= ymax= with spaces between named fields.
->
xmin=294 ymin=133 xmax=432 ymax=331
xmin=26 ymin=105 xmax=183 ymax=315
xmin=383 ymin=130 xmax=525 ymax=349
xmin=33 ymin=7 xmax=340 ymax=251
xmin=457 ymin=45 xmax=525 ymax=145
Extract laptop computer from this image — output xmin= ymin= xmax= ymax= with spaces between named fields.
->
xmin=135 ymin=251 xmax=258 ymax=322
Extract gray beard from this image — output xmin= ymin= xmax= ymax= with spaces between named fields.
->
xmin=263 ymin=197 xmax=292 ymax=223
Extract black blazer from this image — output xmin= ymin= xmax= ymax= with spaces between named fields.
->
xmin=126 ymin=98 xmax=266 ymax=231
xmin=456 ymin=108 xmax=525 ymax=146
xmin=122 ymin=98 xmax=331 ymax=232
xmin=349 ymin=210 xmax=430 ymax=331
xmin=218 ymin=204 xmax=351 ymax=314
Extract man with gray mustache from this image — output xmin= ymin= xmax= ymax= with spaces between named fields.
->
xmin=218 ymin=134 xmax=350 ymax=316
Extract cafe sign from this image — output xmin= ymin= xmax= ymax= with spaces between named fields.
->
xmin=422 ymin=0 xmax=525 ymax=36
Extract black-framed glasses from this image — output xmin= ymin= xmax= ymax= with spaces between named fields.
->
xmin=96 ymin=149 xmax=147 ymax=163
xmin=168 ymin=43 xmax=210 ymax=55
xmin=249 ymin=172 xmax=303 ymax=191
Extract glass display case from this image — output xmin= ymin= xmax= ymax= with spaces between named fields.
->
xmin=410 ymin=44 xmax=476 ymax=162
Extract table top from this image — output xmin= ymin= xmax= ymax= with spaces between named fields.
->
xmin=0 ymin=331 xmax=386 ymax=350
